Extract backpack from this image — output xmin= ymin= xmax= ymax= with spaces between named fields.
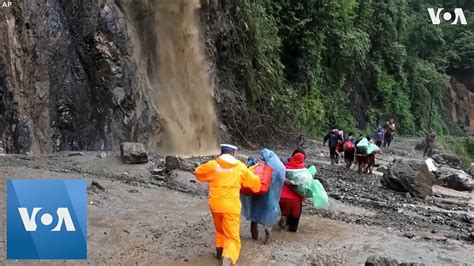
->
xmin=240 ymin=162 xmax=273 ymax=196
xmin=343 ymin=140 xmax=355 ymax=151
xmin=376 ymin=130 xmax=384 ymax=140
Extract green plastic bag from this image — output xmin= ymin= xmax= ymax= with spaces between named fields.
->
xmin=286 ymin=169 xmax=313 ymax=197
xmin=286 ymin=167 xmax=330 ymax=210
xmin=308 ymin=165 xmax=317 ymax=175
xmin=356 ymin=138 xmax=369 ymax=153
xmin=366 ymin=143 xmax=375 ymax=154
xmin=310 ymin=180 xmax=329 ymax=210
xmin=370 ymin=143 xmax=381 ymax=154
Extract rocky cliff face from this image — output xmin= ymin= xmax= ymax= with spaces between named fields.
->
xmin=0 ymin=0 xmax=160 ymax=154
xmin=0 ymin=0 xmax=249 ymax=154
xmin=2 ymin=1 xmax=471 ymax=154
xmin=446 ymin=70 xmax=474 ymax=134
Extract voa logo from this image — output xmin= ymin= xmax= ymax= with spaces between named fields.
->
xmin=7 ymin=179 xmax=87 ymax=260
xmin=18 ymin=207 xmax=76 ymax=231
xmin=428 ymin=8 xmax=468 ymax=25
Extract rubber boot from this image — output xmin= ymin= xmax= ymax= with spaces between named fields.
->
xmin=251 ymin=221 xmax=258 ymax=240
xmin=215 ymin=247 xmax=223 ymax=260
xmin=221 ymin=257 xmax=232 ymax=266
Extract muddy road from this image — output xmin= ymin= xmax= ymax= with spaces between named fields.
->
xmin=0 ymin=138 xmax=473 ymax=265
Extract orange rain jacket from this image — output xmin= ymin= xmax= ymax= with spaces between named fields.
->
xmin=195 ymin=154 xmax=261 ymax=214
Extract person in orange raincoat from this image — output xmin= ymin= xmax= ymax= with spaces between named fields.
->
xmin=195 ymin=144 xmax=261 ymax=266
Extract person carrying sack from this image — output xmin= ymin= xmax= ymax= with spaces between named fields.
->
xmin=324 ymin=127 xmax=343 ymax=165
xmin=241 ymin=149 xmax=286 ymax=244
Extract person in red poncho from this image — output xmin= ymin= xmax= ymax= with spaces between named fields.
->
xmin=279 ymin=149 xmax=306 ymax=232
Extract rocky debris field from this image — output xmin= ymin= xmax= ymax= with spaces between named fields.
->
xmin=308 ymin=163 xmax=473 ymax=243
xmin=0 ymin=138 xmax=472 ymax=264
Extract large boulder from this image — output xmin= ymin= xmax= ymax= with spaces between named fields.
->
xmin=381 ymin=159 xmax=436 ymax=198
xmin=120 ymin=142 xmax=148 ymax=164
xmin=431 ymin=150 xmax=461 ymax=169
xmin=365 ymin=255 xmax=399 ymax=266
xmin=165 ymin=156 xmax=181 ymax=171
xmin=436 ymin=165 xmax=473 ymax=191
xmin=365 ymin=255 xmax=424 ymax=266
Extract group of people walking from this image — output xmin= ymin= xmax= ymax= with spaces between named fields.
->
xmin=322 ymin=119 xmax=397 ymax=173
xmin=195 ymin=145 xmax=316 ymax=265
xmin=194 ymin=118 xmax=438 ymax=265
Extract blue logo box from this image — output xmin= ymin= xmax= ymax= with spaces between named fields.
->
xmin=7 ymin=179 xmax=87 ymax=260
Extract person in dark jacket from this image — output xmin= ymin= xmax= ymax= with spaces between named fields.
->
xmin=423 ymin=128 xmax=436 ymax=157
xmin=324 ymin=127 xmax=343 ymax=165
xmin=374 ymin=126 xmax=384 ymax=147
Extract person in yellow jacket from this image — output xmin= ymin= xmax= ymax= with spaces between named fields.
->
xmin=195 ymin=144 xmax=261 ymax=266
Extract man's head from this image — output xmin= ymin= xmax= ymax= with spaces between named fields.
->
xmin=348 ymin=131 xmax=354 ymax=136
xmin=390 ymin=118 xmax=394 ymax=123
xmin=220 ymin=144 xmax=238 ymax=156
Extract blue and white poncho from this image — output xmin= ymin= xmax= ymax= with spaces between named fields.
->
xmin=241 ymin=149 xmax=286 ymax=226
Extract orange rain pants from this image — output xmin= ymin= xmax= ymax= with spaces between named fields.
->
xmin=212 ymin=212 xmax=241 ymax=264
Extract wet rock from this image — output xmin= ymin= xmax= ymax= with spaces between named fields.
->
xmin=151 ymin=168 xmax=166 ymax=175
xmin=13 ymin=121 xmax=33 ymax=154
xmin=365 ymin=255 xmax=399 ymax=266
xmin=381 ymin=159 xmax=435 ymax=198
xmin=462 ymin=214 xmax=474 ymax=224
xmin=97 ymin=152 xmax=107 ymax=158
xmin=436 ymin=165 xmax=473 ymax=191
xmin=431 ymin=150 xmax=461 ymax=169
xmin=90 ymin=181 xmax=105 ymax=192
xmin=153 ymin=175 xmax=167 ymax=181
xmin=328 ymin=192 xmax=341 ymax=200
xmin=165 ymin=156 xmax=181 ymax=171
xmin=120 ymin=142 xmax=148 ymax=164
xmin=69 ymin=152 xmax=84 ymax=156
xmin=365 ymin=255 xmax=424 ymax=266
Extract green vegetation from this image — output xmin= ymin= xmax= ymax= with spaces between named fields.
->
xmin=237 ymin=0 xmax=473 ymax=138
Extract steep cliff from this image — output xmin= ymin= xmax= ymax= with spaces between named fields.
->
xmin=0 ymin=1 xmax=160 ymax=154
xmin=0 ymin=0 xmax=224 ymax=154
xmin=1 ymin=1 xmax=472 ymax=154
xmin=446 ymin=69 xmax=474 ymax=134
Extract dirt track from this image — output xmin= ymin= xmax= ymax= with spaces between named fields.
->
xmin=0 ymin=138 xmax=473 ymax=265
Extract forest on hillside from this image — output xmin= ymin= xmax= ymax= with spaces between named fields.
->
xmin=231 ymin=0 xmax=473 ymax=138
